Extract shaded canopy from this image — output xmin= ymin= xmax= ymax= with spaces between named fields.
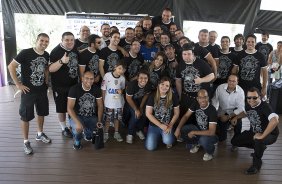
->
xmin=2 ymin=0 xmax=282 ymax=68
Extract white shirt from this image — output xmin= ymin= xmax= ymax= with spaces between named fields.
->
xmin=101 ymin=72 xmax=125 ymax=108
xmin=212 ymin=83 xmax=245 ymax=116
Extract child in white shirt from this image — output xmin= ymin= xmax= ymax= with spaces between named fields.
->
xmin=101 ymin=60 xmax=126 ymax=142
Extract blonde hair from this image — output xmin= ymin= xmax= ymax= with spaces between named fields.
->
xmin=154 ymin=76 xmax=173 ymax=109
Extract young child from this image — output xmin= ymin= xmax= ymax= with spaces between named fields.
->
xmin=101 ymin=60 xmax=126 ymax=142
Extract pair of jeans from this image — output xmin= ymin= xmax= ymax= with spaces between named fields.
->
xmin=145 ymin=124 xmax=175 ymax=151
xmin=181 ymin=124 xmax=218 ymax=154
xmin=127 ymin=106 xmax=145 ymax=135
xmin=217 ymin=118 xmax=242 ymax=142
xmin=69 ymin=116 xmax=98 ymax=143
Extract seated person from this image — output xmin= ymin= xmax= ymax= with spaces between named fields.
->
xmin=145 ymin=76 xmax=179 ymax=151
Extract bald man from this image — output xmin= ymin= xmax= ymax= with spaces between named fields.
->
xmin=75 ymin=25 xmax=90 ymax=52
xmin=175 ymin=89 xmax=218 ymax=161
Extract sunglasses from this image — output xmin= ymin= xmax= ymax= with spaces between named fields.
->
xmin=246 ymin=96 xmax=259 ymax=100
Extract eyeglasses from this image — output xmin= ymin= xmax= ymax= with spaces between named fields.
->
xmin=246 ymin=96 xmax=259 ymax=100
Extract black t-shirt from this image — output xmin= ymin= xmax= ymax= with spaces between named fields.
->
xmin=194 ymin=43 xmax=209 ymax=60
xmin=255 ymin=42 xmax=273 ymax=61
xmin=149 ymin=67 xmax=169 ymax=90
xmin=68 ymin=83 xmax=102 ymax=117
xmin=75 ymin=39 xmax=88 ymax=51
xmin=14 ymin=48 xmax=49 ymax=92
xmin=146 ymin=92 xmax=179 ymax=126
xmin=78 ymin=48 xmax=100 ymax=76
xmin=245 ymin=101 xmax=279 ymax=135
xmin=50 ymin=44 xmax=79 ymax=89
xmin=209 ymin=44 xmax=221 ymax=58
xmin=126 ymin=80 xmax=152 ymax=106
xmin=151 ymin=15 xmax=173 ymax=33
xmin=119 ymin=38 xmax=131 ymax=52
xmin=214 ymin=51 xmax=238 ymax=85
xmin=172 ymin=42 xmax=182 ymax=62
xmin=167 ymin=58 xmax=178 ymax=87
xmin=100 ymin=47 xmax=123 ymax=73
xmin=235 ymin=50 xmax=267 ymax=91
xmin=189 ymin=103 xmax=217 ymax=130
xmin=229 ymin=48 xmax=244 ymax=57
xmin=194 ymin=43 xmax=218 ymax=59
xmin=176 ymin=58 xmax=212 ymax=97
xmin=124 ymin=53 xmax=144 ymax=80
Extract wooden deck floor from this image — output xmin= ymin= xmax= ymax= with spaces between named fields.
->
xmin=0 ymin=85 xmax=282 ymax=184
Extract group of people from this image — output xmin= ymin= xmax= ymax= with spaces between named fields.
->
xmin=8 ymin=7 xmax=280 ymax=175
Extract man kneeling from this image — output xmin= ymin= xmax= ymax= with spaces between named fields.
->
xmin=175 ymin=89 xmax=218 ymax=161
xmin=67 ymin=71 xmax=103 ymax=150
xmin=231 ymin=87 xmax=279 ymax=174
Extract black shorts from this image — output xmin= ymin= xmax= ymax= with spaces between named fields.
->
xmin=19 ymin=91 xmax=49 ymax=122
xmin=52 ymin=89 xmax=69 ymax=113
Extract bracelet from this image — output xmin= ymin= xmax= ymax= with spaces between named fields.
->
xmin=59 ymin=59 xmax=63 ymax=64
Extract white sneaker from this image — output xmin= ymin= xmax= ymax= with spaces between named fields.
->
xmin=190 ymin=144 xmax=200 ymax=153
xmin=177 ymin=137 xmax=184 ymax=142
xmin=166 ymin=144 xmax=173 ymax=149
xmin=104 ymin=133 xmax=109 ymax=143
xmin=203 ymin=153 xmax=213 ymax=161
xmin=136 ymin=131 xmax=145 ymax=140
xmin=126 ymin=134 xmax=133 ymax=144
xmin=114 ymin=132 xmax=123 ymax=142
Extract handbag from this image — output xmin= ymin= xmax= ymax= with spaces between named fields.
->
xmin=92 ymin=127 xmax=104 ymax=150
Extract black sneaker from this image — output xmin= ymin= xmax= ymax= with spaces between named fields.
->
xmin=231 ymin=146 xmax=238 ymax=152
xmin=23 ymin=141 xmax=33 ymax=155
xmin=36 ymin=133 xmax=51 ymax=143
xmin=83 ymin=132 xmax=92 ymax=142
xmin=73 ymin=143 xmax=83 ymax=150
xmin=245 ymin=165 xmax=259 ymax=175
xmin=62 ymin=127 xmax=73 ymax=138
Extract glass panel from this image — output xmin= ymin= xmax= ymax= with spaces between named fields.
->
xmin=183 ymin=21 xmax=245 ymax=47
xmin=260 ymin=0 xmax=282 ymax=11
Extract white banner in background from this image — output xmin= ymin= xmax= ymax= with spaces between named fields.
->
xmin=66 ymin=13 xmax=147 ymax=37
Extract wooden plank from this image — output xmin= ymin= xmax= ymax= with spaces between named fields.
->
xmin=0 ymin=86 xmax=282 ymax=183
